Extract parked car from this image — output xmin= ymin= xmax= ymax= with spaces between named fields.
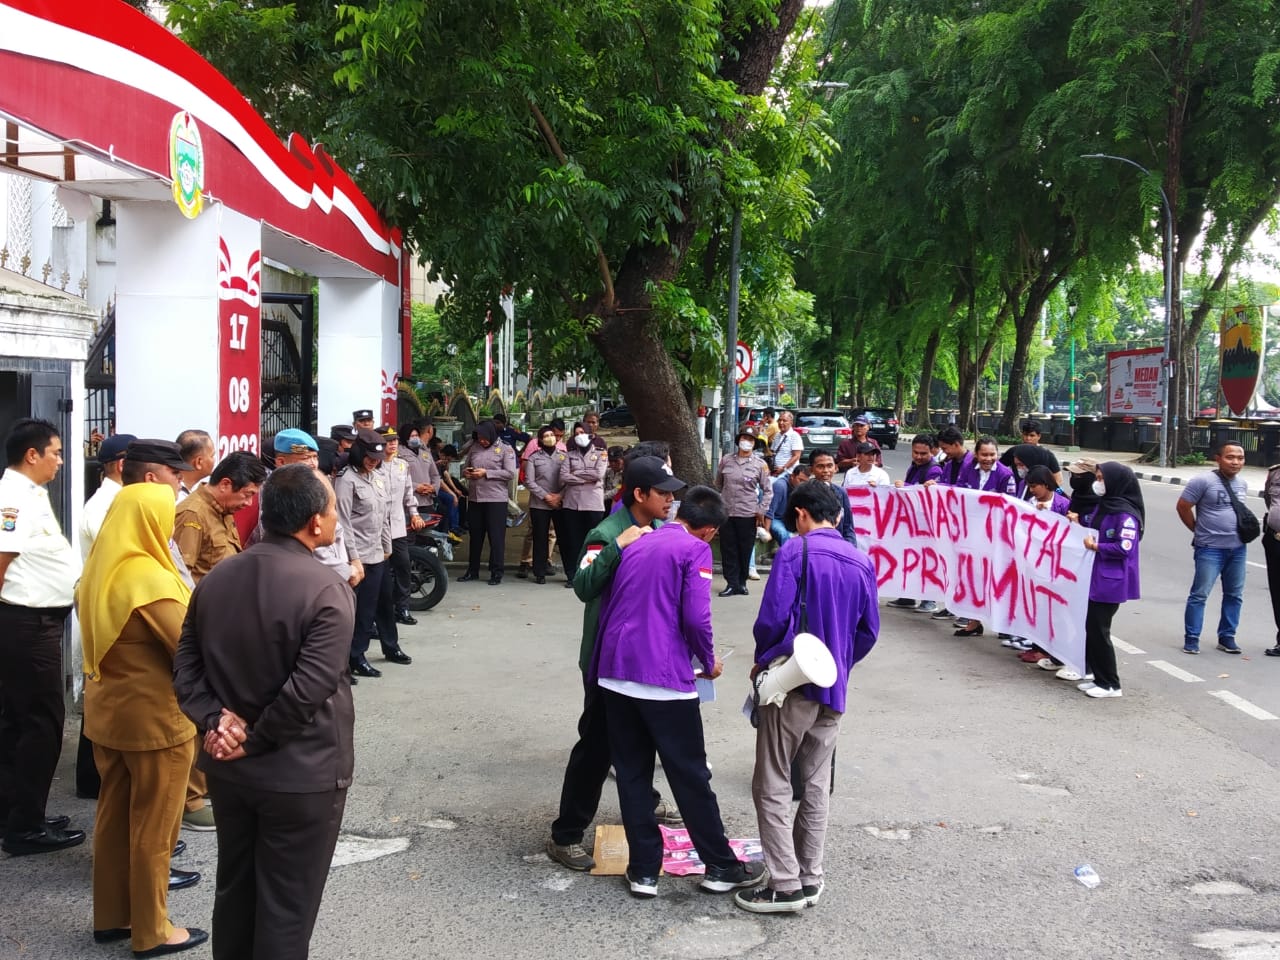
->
xmin=598 ymin=404 xmax=635 ymax=428
xmin=848 ymin=407 xmax=900 ymax=450
xmin=737 ymin=406 xmax=768 ymax=430
xmin=792 ymin=409 xmax=852 ymax=457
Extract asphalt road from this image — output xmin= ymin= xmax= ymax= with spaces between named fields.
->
xmin=4 ymin=453 xmax=1280 ymax=960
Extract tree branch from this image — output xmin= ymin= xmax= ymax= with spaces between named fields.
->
xmin=527 ymin=98 xmax=616 ymax=311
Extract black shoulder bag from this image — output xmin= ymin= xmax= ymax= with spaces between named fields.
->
xmin=1218 ymin=470 xmax=1261 ymax=544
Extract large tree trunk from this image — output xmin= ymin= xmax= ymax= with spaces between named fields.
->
xmin=911 ymin=327 xmax=942 ymax=429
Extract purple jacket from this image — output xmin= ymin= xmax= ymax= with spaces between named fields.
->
xmin=961 ymin=460 xmax=1016 ymax=495
xmin=1031 ymin=491 xmax=1071 ymax=516
xmin=904 ymin=461 xmax=943 ymax=486
xmin=591 ymin=523 xmax=714 ymax=693
xmin=752 ymin=528 xmax=879 ymax=714
xmin=938 ymin=451 xmax=974 ymax=486
xmin=1089 ymin=510 xmax=1141 ymax=604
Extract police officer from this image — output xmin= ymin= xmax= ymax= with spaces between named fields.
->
xmin=0 ymin=418 xmax=84 ymax=855
xmin=459 ymin=421 xmax=517 ymax=585
xmin=335 ymin=428 xmax=398 ymax=677
xmin=376 ymin=426 xmax=425 ymax=635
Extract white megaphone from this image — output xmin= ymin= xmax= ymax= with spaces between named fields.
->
xmin=754 ymin=633 xmax=838 ymax=707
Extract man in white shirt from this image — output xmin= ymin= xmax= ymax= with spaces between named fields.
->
xmin=842 ymin=442 xmax=891 ymax=488
xmin=769 ymin=411 xmax=804 ymax=478
xmin=0 ymin=418 xmax=85 ymax=856
xmin=79 ymin=433 xmax=136 ymax=561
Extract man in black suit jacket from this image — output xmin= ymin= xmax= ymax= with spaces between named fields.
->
xmin=175 ymin=465 xmax=356 ymax=960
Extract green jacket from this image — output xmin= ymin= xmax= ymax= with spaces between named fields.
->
xmin=572 ymin=506 xmax=664 ymax=672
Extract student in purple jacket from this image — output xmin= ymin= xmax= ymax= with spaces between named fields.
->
xmin=1074 ymin=462 xmax=1144 ymax=699
xmin=887 ymin=436 xmax=943 ymax=610
xmin=737 ymin=481 xmax=879 ymax=914
xmin=1024 ymin=466 xmax=1070 ymax=516
xmin=958 ymin=436 xmax=1015 ymax=494
xmin=591 ymin=486 xmax=766 ymax=901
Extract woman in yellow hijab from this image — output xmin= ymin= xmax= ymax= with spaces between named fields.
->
xmin=77 ymin=482 xmax=207 ymax=957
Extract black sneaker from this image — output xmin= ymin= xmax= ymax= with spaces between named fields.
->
xmin=734 ymin=884 xmax=806 ymax=913
xmin=625 ymin=869 xmax=658 ymax=899
xmin=802 ymin=880 xmax=824 ymax=906
xmin=700 ymin=860 xmax=766 ymax=893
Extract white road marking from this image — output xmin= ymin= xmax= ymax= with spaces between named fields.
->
xmin=1247 ymin=560 xmax=1267 ymax=570
xmin=1111 ymin=634 xmax=1145 ymax=655
xmin=1146 ymin=659 xmax=1205 ymax=683
xmin=1208 ymin=690 xmax=1279 ymax=721
xmin=330 ymin=835 xmax=411 ymax=868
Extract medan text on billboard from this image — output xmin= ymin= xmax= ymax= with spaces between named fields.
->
xmin=1106 ymin=347 xmax=1163 ymax=417
xmin=848 ymin=485 xmax=1095 ymax=674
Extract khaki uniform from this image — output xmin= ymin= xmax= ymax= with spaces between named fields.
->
xmin=172 ymin=485 xmax=241 ymax=584
xmin=85 ymin=599 xmax=196 ymax=953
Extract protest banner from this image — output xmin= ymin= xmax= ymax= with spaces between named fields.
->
xmin=846 ymin=485 xmax=1095 ymax=674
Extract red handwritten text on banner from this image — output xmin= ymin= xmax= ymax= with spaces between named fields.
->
xmin=847 ymin=485 xmax=1095 ymax=673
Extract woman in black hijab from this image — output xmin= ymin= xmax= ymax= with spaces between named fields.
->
xmin=1007 ymin=444 xmax=1062 ymax=499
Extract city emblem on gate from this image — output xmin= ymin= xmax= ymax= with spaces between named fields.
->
xmin=168 ymin=110 xmax=205 ymax=220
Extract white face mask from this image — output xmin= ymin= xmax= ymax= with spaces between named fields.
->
xmin=1092 ymin=480 xmax=1105 ymax=497
xmin=574 ymin=434 xmax=591 ymax=449
xmin=738 ymin=440 xmax=755 ymax=452
xmin=1016 ymin=466 xmax=1027 ymax=479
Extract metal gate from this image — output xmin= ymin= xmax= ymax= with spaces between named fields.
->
xmin=260 ymin=292 xmax=314 ymax=439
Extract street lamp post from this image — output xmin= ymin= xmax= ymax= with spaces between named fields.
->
xmin=1081 ymin=153 xmax=1175 ymax=468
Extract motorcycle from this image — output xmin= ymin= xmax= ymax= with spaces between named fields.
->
xmin=406 ymin=512 xmax=449 ymax=611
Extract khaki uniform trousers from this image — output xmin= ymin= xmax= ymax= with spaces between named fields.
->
xmin=93 ymin=737 xmax=195 ymax=951
xmin=751 ymin=691 xmax=841 ymax=893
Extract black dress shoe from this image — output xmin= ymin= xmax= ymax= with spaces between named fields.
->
xmin=395 ymin=609 xmax=418 ymax=626
xmin=350 ymin=675 xmax=359 ymax=685
xmin=172 ymin=839 xmax=186 ymax=857
xmin=44 ymin=814 xmax=71 ymax=831
xmin=2 ymin=825 xmax=86 ymax=856
xmin=350 ymin=659 xmax=382 ymax=678
xmin=487 ymin=575 xmax=503 ymax=585
xmin=457 ymin=572 xmax=479 ymax=582
xmin=516 ymin=564 xmax=530 ymax=579
xmin=132 ymin=927 xmax=209 ymax=958
xmin=546 ymin=564 xmax=559 ymax=576
xmin=93 ymin=928 xmax=131 ymax=944
xmin=384 ymin=648 xmax=412 ymax=665
xmin=168 ymin=867 xmax=200 ymax=891
xmin=737 ymin=586 xmax=750 ymax=596
xmin=534 ymin=575 xmax=546 ymax=584
xmin=718 ymin=587 xmax=739 ymax=598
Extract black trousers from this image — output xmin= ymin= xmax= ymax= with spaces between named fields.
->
xmin=0 ymin=603 xmax=70 ymax=834
xmin=389 ymin=535 xmax=411 ymax=611
xmin=374 ymin=552 xmax=401 ymax=656
xmin=1085 ymin=600 xmax=1121 ymax=691
xmin=1264 ymin=532 xmax=1280 ymax=643
xmin=467 ymin=501 xmax=508 ymax=577
xmin=207 ymin=775 xmax=346 ymax=960
xmin=719 ymin=516 xmax=756 ymax=590
xmin=551 ymin=677 xmax=659 ymax=846
xmin=558 ymin=509 xmax=604 ymax=584
xmin=601 ymin=689 xmax=736 ymax=877
xmin=531 ymin=508 xmax=564 ymax=578
xmin=348 ymin=561 xmax=385 ymax=661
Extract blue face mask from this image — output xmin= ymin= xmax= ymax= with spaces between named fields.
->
xmin=408 ymin=437 xmax=421 ymax=450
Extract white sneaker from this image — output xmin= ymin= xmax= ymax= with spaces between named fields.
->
xmin=1009 ymin=640 xmax=1033 ymax=652
xmin=1077 ymin=681 xmax=1096 ymax=691
xmin=747 ymin=570 xmax=761 ymax=581
xmin=1084 ymin=685 xmax=1122 ymax=698
xmin=1036 ymin=658 xmax=1059 ymax=671
xmin=1000 ymin=638 xmax=1021 ymax=648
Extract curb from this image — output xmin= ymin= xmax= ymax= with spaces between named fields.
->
xmin=1132 ymin=470 xmax=1265 ymax=502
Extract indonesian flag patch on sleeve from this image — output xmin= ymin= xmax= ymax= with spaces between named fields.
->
xmin=579 ymin=544 xmax=603 ymax=570
xmin=698 ymin=566 xmax=713 ymax=580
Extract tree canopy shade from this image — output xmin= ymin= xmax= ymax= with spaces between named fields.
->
xmin=171 ymin=0 xmax=819 ymax=481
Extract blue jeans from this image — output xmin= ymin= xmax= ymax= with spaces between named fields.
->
xmin=769 ymin=518 xmax=792 ymax=545
xmin=1184 ymin=545 xmax=1247 ymax=643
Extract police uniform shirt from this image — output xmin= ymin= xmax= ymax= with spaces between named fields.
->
xmin=380 ymin=457 xmax=416 ymax=539
xmin=334 ymin=465 xmax=392 ymax=564
xmin=0 ymin=468 xmax=80 ymax=607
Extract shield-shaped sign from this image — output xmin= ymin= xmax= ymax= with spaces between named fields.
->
xmin=1220 ymin=305 xmax=1264 ymax=415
